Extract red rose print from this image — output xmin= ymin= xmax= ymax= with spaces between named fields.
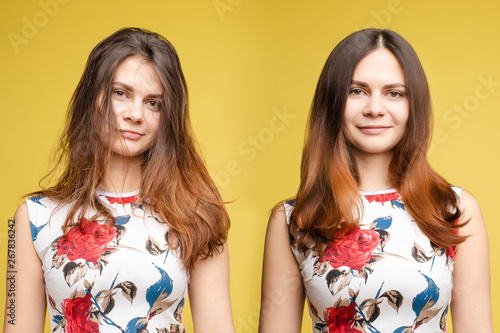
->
xmin=63 ymin=293 xmax=100 ymax=333
xmin=58 ymin=218 xmax=117 ymax=263
xmin=325 ymin=302 xmax=362 ymax=333
xmin=363 ymin=191 xmax=399 ymax=203
xmin=446 ymin=219 xmax=459 ymax=260
xmin=321 ymin=225 xmax=380 ymax=272
xmin=104 ymin=195 xmax=138 ymax=205
xmin=446 ymin=245 xmax=456 ymax=259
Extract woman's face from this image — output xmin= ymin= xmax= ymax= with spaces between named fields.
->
xmin=342 ymin=48 xmax=409 ymax=160
xmin=109 ymin=55 xmax=163 ymax=160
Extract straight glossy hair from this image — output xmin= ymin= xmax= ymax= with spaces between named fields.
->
xmin=290 ymin=29 xmax=466 ymax=255
xmin=34 ymin=27 xmax=229 ymax=269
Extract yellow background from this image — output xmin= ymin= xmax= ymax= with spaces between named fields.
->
xmin=1 ymin=0 xmax=499 ymax=332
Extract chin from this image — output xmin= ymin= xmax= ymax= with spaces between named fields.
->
xmin=352 ymin=145 xmax=395 ymax=156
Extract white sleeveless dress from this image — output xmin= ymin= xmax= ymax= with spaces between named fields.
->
xmin=28 ymin=190 xmax=188 ymax=333
xmin=285 ymin=188 xmax=460 ymax=333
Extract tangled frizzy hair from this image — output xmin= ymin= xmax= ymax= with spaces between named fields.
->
xmin=34 ymin=27 xmax=229 ymax=269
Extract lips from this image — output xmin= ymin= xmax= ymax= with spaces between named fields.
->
xmin=120 ymin=129 xmax=143 ymax=140
xmin=358 ymin=126 xmax=390 ymax=135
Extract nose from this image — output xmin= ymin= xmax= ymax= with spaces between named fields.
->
xmin=123 ymin=100 xmax=144 ymax=123
xmin=363 ymin=94 xmax=386 ymax=117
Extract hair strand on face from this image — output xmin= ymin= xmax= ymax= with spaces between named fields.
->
xmin=32 ymin=27 xmax=230 ymax=269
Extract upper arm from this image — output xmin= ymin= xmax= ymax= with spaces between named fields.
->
xmin=259 ymin=204 xmax=304 ymax=333
xmin=4 ymin=202 xmax=46 ymax=333
xmin=188 ymin=242 xmax=235 ymax=333
xmin=450 ymin=191 xmax=493 ymax=332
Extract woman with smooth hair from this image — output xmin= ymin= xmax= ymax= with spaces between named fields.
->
xmin=4 ymin=27 xmax=234 ymax=333
xmin=260 ymin=29 xmax=492 ymax=332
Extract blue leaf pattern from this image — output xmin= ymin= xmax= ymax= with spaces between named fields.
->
xmin=29 ymin=196 xmax=46 ymax=207
xmin=372 ymin=216 xmax=392 ymax=230
xmin=412 ymin=272 xmax=439 ymax=318
xmin=125 ymin=317 xmax=146 ymax=333
xmin=30 ymin=221 xmax=47 ymax=242
xmin=115 ymin=215 xmax=131 ymax=225
xmin=53 ymin=315 xmax=63 ymax=324
xmin=314 ymin=322 xmax=326 ymax=331
xmin=146 ymin=264 xmax=174 ymax=309
xmin=391 ymin=200 xmax=405 ymax=210
xmin=131 ymin=202 xmax=144 ymax=210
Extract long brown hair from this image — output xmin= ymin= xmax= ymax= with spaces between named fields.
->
xmin=34 ymin=27 xmax=229 ymax=269
xmin=290 ymin=29 xmax=466 ymax=255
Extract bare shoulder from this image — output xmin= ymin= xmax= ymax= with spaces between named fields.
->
xmin=269 ymin=202 xmax=287 ymax=222
xmin=457 ymin=190 xmax=486 ymax=236
xmin=3 ymin=201 xmax=47 ymax=332
xmin=14 ymin=201 xmax=29 ymax=220
xmin=458 ymin=190 xmax=481 ymax=214
xmin=451 ymin=190 xmax=492 ymax=331
xmin=263 ymin=200 xmax=295 ymax=262
xmin=11 ymin=200 xmax=37 ymax=256
xmin=260 ymin=201 xmax=304 ymax=332
xmin=11 ymin=201 xmax=30 ymax=239
xmin=266 ymin=202 xmax=290 ymax=238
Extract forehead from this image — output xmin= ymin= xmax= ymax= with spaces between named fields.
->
xmin=352 ymin=48 xmax=405 ymax=83
xmin=114 ymin=55 xmax=163 ymax=92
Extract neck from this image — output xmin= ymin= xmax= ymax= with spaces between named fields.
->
xmin=99 ymin=154 xmax=142 ymax=193
xmin=354 ymin=150 xmax=393 ymax=191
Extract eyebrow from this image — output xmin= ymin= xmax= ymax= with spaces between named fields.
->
xmin=113 ymin=81 xmax=164 ymax=98
xmin=351 ymin=80 xmax=406 ymax=89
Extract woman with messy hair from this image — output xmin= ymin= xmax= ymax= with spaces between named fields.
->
xmin=4 ymin=28 xmax=234 ymax=333
xmin=260 ymin=29 xmax=492 ymax=332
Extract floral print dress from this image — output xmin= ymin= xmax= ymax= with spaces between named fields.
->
xmin=28 ymin=190 xmax=187 ymax=333
xmin=285 ymin=188 xmax=460 ymax=333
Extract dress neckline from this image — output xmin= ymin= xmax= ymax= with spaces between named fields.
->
xmin=95 ymin=189 xmax=140 ymax=198
xmin=359 ymin=188 xmax=397 ymax=195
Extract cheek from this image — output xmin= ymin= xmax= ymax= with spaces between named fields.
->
xmin=100 ymin=113 xmax=117 ymax=145
xmin=342 ymin=108 xmax=357 ymax=137
xmin=396 ymin=101 xmax=410 ymax=126
xmin=343 ymin=99 xmax=364 ymax=123
xmin=148 ymin=113 xmax=162 ymax=135
xmin=396 ymin=115 xmax=410 ymax=135
xmin=341 ymin=122 xmax=355 ymax=145
xmin=111 ymin=100 xmax=125 ymax=116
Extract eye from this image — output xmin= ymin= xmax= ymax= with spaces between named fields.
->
xmin=147 ymin=100 xmax=161 ymax=110
xmin=113 ymin=90 xmax=127 ymax=98
xmin=388 ymin=91 xmax=403 ymax=98
xmin=349 ymin=88 xmax=364 ymax=96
